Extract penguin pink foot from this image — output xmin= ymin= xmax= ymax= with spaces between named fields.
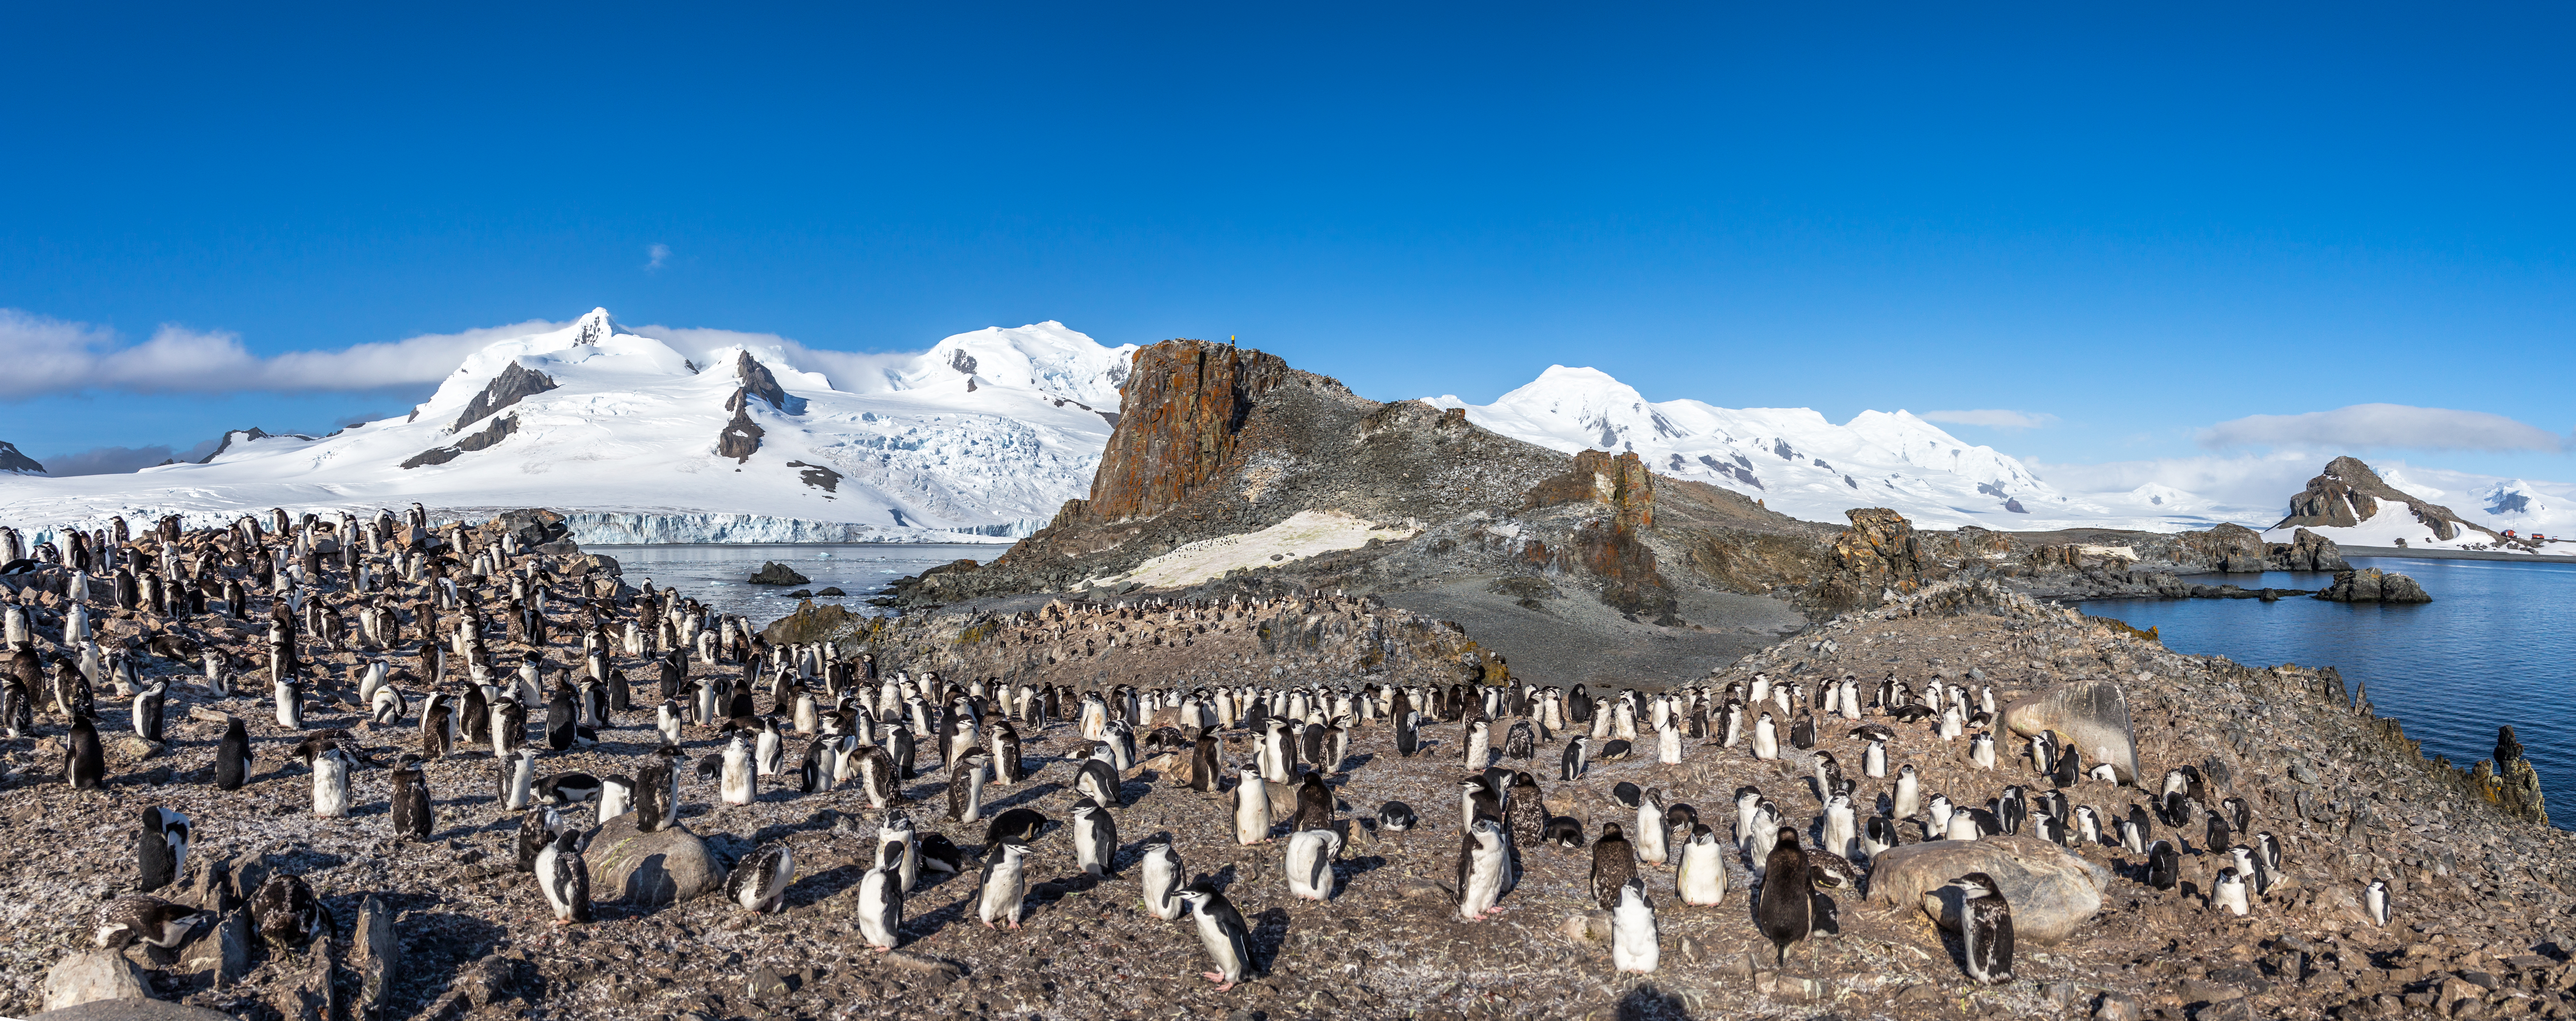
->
xmin=1203 ymin=973 xmax=1234 ymax=991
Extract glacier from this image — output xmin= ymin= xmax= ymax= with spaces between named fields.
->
xmin=1424 ymin=365 xmax=2272 ymax=532
xmin=0 ymin=309 xmax=1129 ymax=545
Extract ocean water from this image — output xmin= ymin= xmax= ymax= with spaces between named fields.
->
xmin=2085 ymin=556 xmax=2576 ymax=828
xmin=587 ymin=543 xmax=1000 ymax=624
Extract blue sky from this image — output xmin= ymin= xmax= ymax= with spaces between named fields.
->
xmin=3 ymin=3 xmax=2571 ymax=492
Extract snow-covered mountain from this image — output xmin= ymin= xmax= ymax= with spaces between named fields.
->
xmin=1426 ymin=366 xmax=2257 ymax=531
xmin=0 ymin=309 xmax=1135 ymax=545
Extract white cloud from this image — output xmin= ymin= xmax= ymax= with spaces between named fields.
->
xmin=2024 ymin=450 xmax=2321 ymax=510
xmin=646 ymin=243 xmax=670 ymax=271
xmin=1920 ymin=409 xmax=2059 ymax=429
xmin=0 ymin=308 xmax=563 ymax=398
xmin=38 ymin=444 xmax=186 ymax=476
xmin=2198 ymin=403 xmax=2568 ymax=453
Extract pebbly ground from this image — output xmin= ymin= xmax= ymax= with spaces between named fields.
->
xmin=6 ymin=581 xmax=2576 ymax=1021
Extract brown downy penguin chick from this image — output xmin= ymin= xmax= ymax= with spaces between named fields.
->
xmin=390 ymin=755 xmax=433 ymax=840
xmin=1292 ymin=770 xmax=1334 ymax=832
xmin=1590 ymin=822 xmax=1637 ymax=909
xmin=1756 ymin=827 xmax=1813 ymax=965
xmin=1507 ymin=772 xmax=1547 ymax=851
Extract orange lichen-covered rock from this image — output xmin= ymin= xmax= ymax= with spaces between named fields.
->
xmin=1082 ymin=339 xmax=1291 ymax=523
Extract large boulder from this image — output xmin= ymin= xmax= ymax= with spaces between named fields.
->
xmin=2001 ymin=679 xmax=2141 ymax=784
xmin=760 ymin=600 xmax=871 ymax=645
xmin=1867 ymin=835 xmax=2109 ymax=945
xmin=588 ymin=816 xmax=727 ymax=906
xmin=2268 ymin=528 xmax=2350 ymax=573
xmin=747 ymin=562 xmax=810 ymax=586
xmin=42 ymin=950 xmax=149 ymax=1012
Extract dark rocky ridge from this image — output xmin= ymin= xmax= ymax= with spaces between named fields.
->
xmin=398 ymin=414 xmax=518 ymax=470
xmin=731 ymin=351 xmax=792 ymax=412
xmin=449 ymin=362 xmax=557 ymax=434
xmin=0 ymin=440 xmax=45 ymax=475
xmin=193 ymin=429 xmax=315 ymax=465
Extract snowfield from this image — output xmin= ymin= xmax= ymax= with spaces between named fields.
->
xmin=0 ymin=309 xmax=1131 ymax=547
xmin=1425 ymin=365 xmax=2264 ymax=532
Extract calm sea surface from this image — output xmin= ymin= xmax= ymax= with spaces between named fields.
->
xmin=587 ymin=543 xmax=1000 ymax=624
xmin=2086 ymin=556 xmax=2576 ymax=828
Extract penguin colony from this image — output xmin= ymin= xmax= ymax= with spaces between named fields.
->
xmin=0 ymin=514 xmax=2554 ymax=1019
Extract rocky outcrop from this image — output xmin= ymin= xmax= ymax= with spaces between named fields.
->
xmin=1079 ymin=339 xmax=1292 ymax=523
xmin=1806 ymin=508 xmax=1942 ymax=614
xmin=1525 ymin=450 xmax=1675 ymax=620
xmin=2486 ymin=727 xmax=2551 ymax=827
xmin=451 ymin=362 xmax=558 ymax=433
xmin=747 ymin=562 xmax=810 ymax=586
xmin=2316 ymin=568 xmax=2432 ymax=603
xmin=760 ymin=600 xmax=884 ymax=646
xmin=2276 ymin=455 xmax=2490 ymax=543
xmin=733 ymin=352 xmax=792 ymax=411
xmin=2269 ymin=526 xmax=2349 ymax=572
xmin=0 ymin=440 xmax=46 ymax=475
xmin=717 ymin=395 xmax=764 ymax=462
xmin=399 ymin=413 xmax=517 ymax=469
xmin=478 ymin=509 xmax=572 ymax=550
xmin=2281 ymin=456 xmax=2381 ymax=528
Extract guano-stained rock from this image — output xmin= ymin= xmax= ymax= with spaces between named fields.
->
xmin=589 ymin=816 xmax=726 ymax=906
xmin=2002 ymin=678 xmax=2142 ymax=783
xmin=1867 ymin=835 xmax=2109 ymax=946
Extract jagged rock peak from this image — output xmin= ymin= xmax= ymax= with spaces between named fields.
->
xmin=1083 ymin=339 xmax=1297 ymax=522
xmin=0 ymin=441 xmax=46 ymax=476
xmin=735 ymin=351 xmax=791 ymax=410
xmin=452 ymin=362 xmax=560 ymax=434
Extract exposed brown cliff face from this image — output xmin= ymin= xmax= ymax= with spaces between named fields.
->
xmin=1078 ymin=339 xmax=1292 ymax=523
xmin=1526 ymin=450 xmax=1674 ymax=620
